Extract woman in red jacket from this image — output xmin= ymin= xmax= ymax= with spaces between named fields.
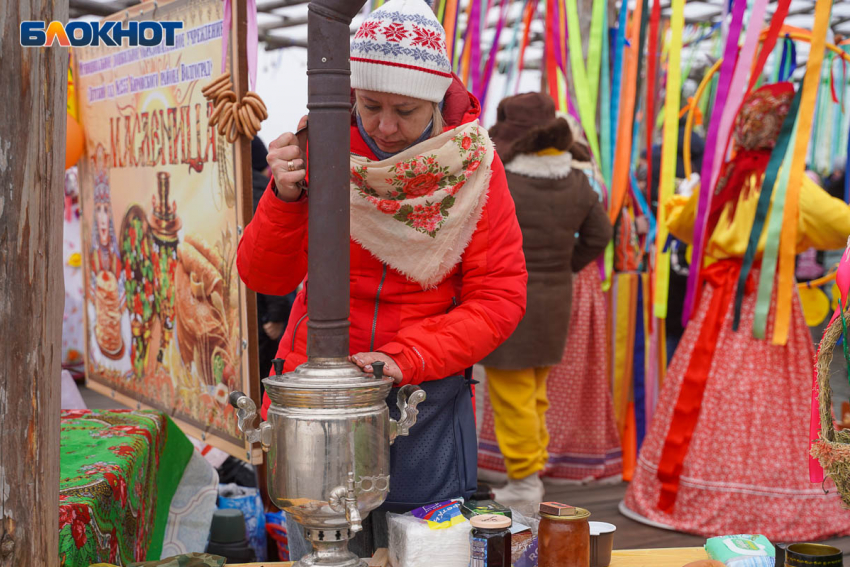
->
xmin=237 ymin=0 xmax=527 ymax=556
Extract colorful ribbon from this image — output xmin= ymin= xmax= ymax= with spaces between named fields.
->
xmin=565 ymin=0 xmax=604 ymax=164
xmin=770 ymin=0 xmax=834 ymax=346
xmin=733 ymin=82 xmax=803 ymax=331
xmin=682 ymin=0 xmax=746 ymax=326
xmin=652 ymin=0 xmax=684 ymax=319
xmin=658 ymin=260 xmax=754 ymax=511
xmin=609 ymin=0 xmax=644 ymax=222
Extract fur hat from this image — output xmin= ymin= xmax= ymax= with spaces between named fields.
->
xmin=490 ymin=92 xmax=574 ymax=164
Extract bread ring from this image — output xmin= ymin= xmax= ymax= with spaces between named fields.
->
xmin=234 ymin=104 xmax=249 ymax=136
xmin=242 ymin=96 xmax=268 ymax=121
xmin=243 ymin=106 xmax=258 ymax=138
xmin=226 ymin=120 xmax=239 ymax=143
xmin=215 ymin=90 xmax=237 ymax=105
xmin=201 ymin=73 xmax=230 ymax=96
xmin=218 ymin=107 xmax=233 ymax=137
xmin=244 ymin=91 xmax=267 ymax=111
xmin=208 ymin=81 xmax=233 ymax=101
xmin=209 ymin=99 xmax=229 ymax=125
xmin=246 ymin=106 xmax=262 ymax=132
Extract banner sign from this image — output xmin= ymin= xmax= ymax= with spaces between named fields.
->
xmin=76 ymin=0 xmax=258 ymax=460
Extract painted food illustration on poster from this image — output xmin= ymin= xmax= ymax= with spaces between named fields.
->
xmin=76 ymin=0 xmax=245 ymax=444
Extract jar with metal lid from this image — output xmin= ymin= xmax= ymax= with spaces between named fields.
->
xmin=469 ymin=513 xmax=512 ymax=567
xmin=538 ymin=502 xmax=590 ymax=567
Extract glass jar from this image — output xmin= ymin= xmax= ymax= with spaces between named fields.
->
xmin=538 ymin=503 xmax=590 ymax=567
xmin=469 ymin=514 xmax=512 ymax=567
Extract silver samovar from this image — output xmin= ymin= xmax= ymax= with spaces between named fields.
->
xmin=229 ymin=0 xmax=425 ymax=565
xmin=229 ymin=360 xmax=424 ymax=567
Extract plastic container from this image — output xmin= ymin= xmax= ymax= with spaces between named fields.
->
xmin=589 ymin=521 xmax=616 ymax=567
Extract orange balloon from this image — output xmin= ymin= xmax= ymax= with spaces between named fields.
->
xmin=65 ymin=113 xmax=84 ymax=170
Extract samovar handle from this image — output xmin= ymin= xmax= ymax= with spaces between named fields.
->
xmin=389 ymin=385 xmax=426 ymax=444
xmin=228 ymin=391 xmax=272 ymax=452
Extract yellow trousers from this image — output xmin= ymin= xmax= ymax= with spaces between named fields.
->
xmin=485 ymin=366 xmax=551 ymax=479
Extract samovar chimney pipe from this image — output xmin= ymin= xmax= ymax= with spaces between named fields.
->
xmin=305 ymin=0 xmax=366 ymax=361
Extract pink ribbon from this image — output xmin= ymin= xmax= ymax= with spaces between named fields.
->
xmin=222 ymin=0 xmax=259 ymax=90
xmin=469 ymin=0 xmax=483 ymax=97
xmin=479 ymin=0 xmax=511 ymax=108
xmin=682 ymin=0 xmax=746 ymax=326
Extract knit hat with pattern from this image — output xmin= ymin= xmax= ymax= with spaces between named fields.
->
xmin=351 ymin=0 xmax=452 ymax=103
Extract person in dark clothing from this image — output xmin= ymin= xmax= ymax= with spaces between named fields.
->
xmin=251 ymin=137 xmax=297 ymax=379
xmin=646 ymin=117 xmax=705 ymax=362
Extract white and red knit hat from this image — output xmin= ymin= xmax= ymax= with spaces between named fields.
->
xmin=351 ymin=0 xmax=452 ymax=103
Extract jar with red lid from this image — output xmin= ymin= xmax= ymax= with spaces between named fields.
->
xmin=537 ymin=502 xmax=590 ymax=567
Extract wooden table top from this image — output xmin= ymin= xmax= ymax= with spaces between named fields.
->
xmin=230 ymin=546 xmax=709 ymax=567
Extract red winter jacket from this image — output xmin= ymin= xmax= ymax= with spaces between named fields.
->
xmin=237 ymin=77 xmax=527 ymax=417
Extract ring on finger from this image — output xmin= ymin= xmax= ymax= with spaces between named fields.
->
xmin=287 ymin=160 xmax=296 ymax=172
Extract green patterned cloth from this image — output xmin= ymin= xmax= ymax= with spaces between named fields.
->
xmin=59 ymin=409 xmax=193 ymax=567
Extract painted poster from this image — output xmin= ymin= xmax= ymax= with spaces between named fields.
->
xmin=75 ymin=0 xmax=257 ymax=459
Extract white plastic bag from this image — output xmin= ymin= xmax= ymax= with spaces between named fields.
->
xmin=388 ymin=512 xmax=470 ymax=567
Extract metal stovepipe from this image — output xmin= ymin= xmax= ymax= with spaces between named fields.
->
xmin=306 ymin=0 xmax=366 ymax=361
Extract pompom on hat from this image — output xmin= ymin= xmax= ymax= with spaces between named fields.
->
xmin=351 ymin=0 xmax=452 ymax=103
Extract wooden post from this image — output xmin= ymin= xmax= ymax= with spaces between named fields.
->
xmin=0 ymin=0 xmax=67 ymax=566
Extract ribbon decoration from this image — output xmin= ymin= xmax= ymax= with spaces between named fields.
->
xmin=732 ymin=81 xmax=803 ymax=332
xmin=651 ymin=0 xmax=684 ymax=319
xmin=600 ymin=5 xmax=613 ymax=185
xmin=769 ymin=0 xmax=834 ymax=346
xmin=478 ymin=0 xmax=512 ymax=109
xmin=643 ymin=0 xmax=660 ymax=200
xmin=779 ymin=35 xmax=798 ymax=81
xmin=681 ymin=0 xmax=746 ymax=326
xmin=746 ymin=0 xmax=794 ymax=93
xmin=609 ymin=0 xmax=645 ymax=222
xmin=610 ymin=2 xmax=628 ymax=170
xmin=545 ymin=0 xmax=560 ymax=104
xmin=222 ymin=0 xmax=259 ymax=91
xmin=514 ymin=0 xmax=538 ymax=94
xmin=442 ymin=0 xmax=460 ymax=66
xmin=502 ymin=0 xmax=530 ymax=100
xmin=565 ymin=0 xmax=604 ymax=164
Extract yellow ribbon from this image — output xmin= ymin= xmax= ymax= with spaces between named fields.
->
xmin=773 ymin=0 xmax=833 ymax=345
xmin=652 ymin=0 xmax=685 ymax=318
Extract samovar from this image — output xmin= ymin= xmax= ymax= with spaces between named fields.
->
xmin=229 ymin=359 xmax=424 ymax=566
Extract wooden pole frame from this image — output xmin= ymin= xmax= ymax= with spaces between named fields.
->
xmin=0 ymin=0 xmax=67 ymax=565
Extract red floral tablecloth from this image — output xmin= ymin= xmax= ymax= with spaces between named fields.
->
xmin=59 ymin=409 xmax=193 ymax=566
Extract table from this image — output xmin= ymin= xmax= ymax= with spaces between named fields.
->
xmin=231 ymin=546 xmax=710 ymax=567
xmin=59 ymin=409 xmax=194 ymax=566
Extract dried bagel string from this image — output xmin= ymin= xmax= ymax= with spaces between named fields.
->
xmin=202 ymin=73 xmax=268 ymax=142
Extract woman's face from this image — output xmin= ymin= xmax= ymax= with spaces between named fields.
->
xmin=355 ymin=90 xmax=433 ymax=154
xmin=96 ymin=203 xmax=110 ymax=247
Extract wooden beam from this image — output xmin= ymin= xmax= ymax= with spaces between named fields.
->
xmin=69 ymin=0 xmax=135 ymax=16
xmin=0 ymin=0 xmax=66 ymax=566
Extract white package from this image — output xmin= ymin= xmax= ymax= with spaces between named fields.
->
xmin=388 ymin=512 xmax=470 ymax=567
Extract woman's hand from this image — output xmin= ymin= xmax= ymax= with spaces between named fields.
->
xmin=350 ymin=352 xmax=403 ymax=383
xmin=268 ymin=115 xmax=308 ymax=202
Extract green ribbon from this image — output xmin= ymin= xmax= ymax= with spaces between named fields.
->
xmin=753 ymin=116 xmax=800 ymax=338
xmin=565 ymin=0 xmax=604 ymax=164
xmin=733 ymin=82 xmax=803 ymax=330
